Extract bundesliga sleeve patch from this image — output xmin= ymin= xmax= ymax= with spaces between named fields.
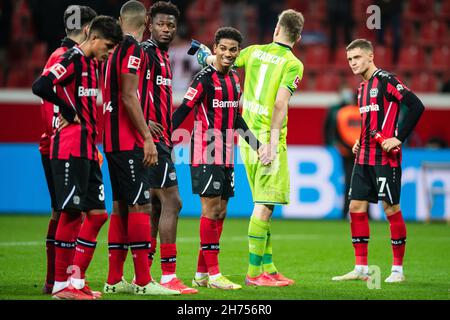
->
xmin=127 ymin=56 xmax=141 ymax=70
xmin=293 ymin=75 xmax=301 ymax=89
xmin=49 ymin=63 xmax=67 ymax=79
xmin=184 ymin=87 xmax=198 ymax=101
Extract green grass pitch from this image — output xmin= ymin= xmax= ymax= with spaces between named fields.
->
xmin=0 ymin=215 xmax=449 ymax=300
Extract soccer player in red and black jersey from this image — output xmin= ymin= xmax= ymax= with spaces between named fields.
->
xmin=140 ymin=1 xmax=196 ymax=294
xmin=172 ymin=27 xmax=264 ymax=290
xmin=101 ymin=1 xmax=178 ymax=296
xmin=38 ymin=4 xmax=97 ymax=295
xmin=332 ymin=39 xmax=425 ymax=283
xmin=32 ymin=16 xmax=123 ymax=300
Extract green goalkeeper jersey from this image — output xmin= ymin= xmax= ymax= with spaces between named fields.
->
xmin=234 ymin=42 xmax=304 ymax=147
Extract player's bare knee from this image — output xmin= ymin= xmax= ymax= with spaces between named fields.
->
xmin=349 ymin=200 xmax=368 ymax=213
xmin=383 ymin=202 xmax=400 ymax=216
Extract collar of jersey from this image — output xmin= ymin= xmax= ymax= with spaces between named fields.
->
xmin=274 ymin=42 xmax=292 ymax=50
xmin=73 ymin=46 xmax=86 ymax=56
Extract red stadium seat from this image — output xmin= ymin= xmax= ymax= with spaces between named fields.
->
xmin=333 ymin=46 xmax=351 ymax=72
xmin=410 ymin=72 xmax=439 ymax=92
xmin=404 ymin=0 xmax=434 ymax=21
xmin=30 ymin=42 xmax=48 ymax=70
xmin=352 ymin=0 xmax=373 ymax=22
xmin=314 ymin=72 xmax=342 ymax=92
xmin=345 ymin=74 xmax=363 ymax=90
xmin=418 ymin=20 xmax=448 ymax=47
xmin=374 ymin=46 xmax=393 ymax=70
xmin=354 ymin=24 xmax=377 ymax=42
xmin=439 ymin=0 xmax=450 ymax=18
xmin=397 ymin=45 xmax=425 ymax=72
xmin=303 ymin=46 xmax=331 ymax=72
xmin=6 ymin=62 xmax=35 ymax=88
xmin=430 ymin=46 xmax=450 ymax=72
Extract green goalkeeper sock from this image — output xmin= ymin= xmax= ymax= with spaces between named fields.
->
xmin=247 ymin=215 xmax=269 ymax=278
xmin=262 ymin=226 xmax=278 ymax=274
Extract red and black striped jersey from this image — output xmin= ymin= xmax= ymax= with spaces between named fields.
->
xmin=102 ymin=34 xmax=148 ymax=153
xmin=181 ymin=65 xmax=242 ymax=167
xmin=356 ymin=69 xmax=411 ymax=167
xmin=39 ymin=37 xmax=77 ymax=155
xmin=141 ymin=39 xmax=173 ymax=148
xmin=40 ymin=46 xmax=99 ymax=161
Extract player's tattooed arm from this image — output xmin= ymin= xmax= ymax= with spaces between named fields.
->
xmin=148 ymin=120 xmax=164 ymax=138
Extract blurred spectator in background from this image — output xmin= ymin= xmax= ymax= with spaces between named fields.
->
xmin=0 ymin=0 xmax=12 ymax=86
xmin=375 ymin=0 xmax=403 ymax=63
xmin=169 ymin=32 xmax=201 ymax=93
xmin=324 ymin=87 xmax=361 ymax=219
xmin=425 ymin=137 xmax=448 ymax=149
xmin=221 ymin=0 xmax=249 ymax=44
xmin=250 ymin=0 xmax=285 ymax=43
xmin=327 ymin=0 xmax=353 ymax=57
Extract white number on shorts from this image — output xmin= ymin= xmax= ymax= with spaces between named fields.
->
xmin=378 ymin=177 xmax=387 ymax=194
xmin=98 ymin=184 xmax=105 ymax=201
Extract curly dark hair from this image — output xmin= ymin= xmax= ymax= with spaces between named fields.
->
xmin=214 ymin=27 xmax=243 ymax=46
xmin=148 ymin=1 xmax=180 ymax=20
xmin=88 ymin=16 xmax=123 ymax=46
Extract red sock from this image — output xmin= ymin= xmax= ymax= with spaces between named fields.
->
xmin=148 ymin=237 xmax=157 ymax=269
xmin=128 ymin=213 xmax=151 ymax=286
xmin=161 ymin=243 xmax=177 ymax=275
xmin=197 ymin=218 xmax=223 ymax=273
xmin=72 ymin=213 xmax=108 ymax=279
xmin=200 ymin=216 xmax=220 ymax=275
xmin=107 ymin=214 xmax=128 ymax=285
xmin=54 ymin=212 xmax=82 ymax=282
xmin=387 ymin=211 xmax=407 ymax=266
xmin=45 ymin=218 xmax=58 ymax=285
xmin=350 ymin=212 xmax=370 ymax=266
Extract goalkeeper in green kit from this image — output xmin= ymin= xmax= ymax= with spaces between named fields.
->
xmin=191 ymin=9 xmax=304 ymax=286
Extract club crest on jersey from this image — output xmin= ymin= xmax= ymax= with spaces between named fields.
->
xmin=184 ymin=87 xmax=198 ymax=101
xmin=370 ymin=88 xmax=378 ymax=97
xmin=396 ymin=84 xmax=404 ymax=92
xmin=50 ymin=63 xmax=67 ymax=79
xmin=127 ymin=56 xmax=141 ymax=70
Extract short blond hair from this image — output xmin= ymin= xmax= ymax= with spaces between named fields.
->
xmin=346 ymin=39 xmax=374 ymax=52
xmin=278 ymin=9 xmax=304 ymax=42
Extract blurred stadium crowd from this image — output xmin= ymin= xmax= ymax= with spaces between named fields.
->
xmin=0 ymin=0 xmax=449 ymax=92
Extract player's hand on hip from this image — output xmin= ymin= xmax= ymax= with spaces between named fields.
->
xmin=148 ymin=120 xmax=164 ymax=138
xmin=58 ymin=114 xmax=80 ymax=131
xmin=257 ymin=144 xmax=271 ymax=165
xmin=352 ymin=139 xmax=360 ymax=155
xmin=381 ymin=137 xmax=402 ymax=152
xmin=143 ymin=137 xmax=158 ymax=167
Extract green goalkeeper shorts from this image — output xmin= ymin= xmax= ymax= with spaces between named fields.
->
xmin=240 ymin=144 xmax=290 ymax=205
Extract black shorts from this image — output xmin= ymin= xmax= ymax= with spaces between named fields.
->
xmin=349 ymin=164 xmax=401 ymax=205
xmin=106 ymin=147 xmax=151 ymax=206
xmin=148 ymin=143 xmax=178 ymax=188
xmin=191 ymin=165 xmax=235 ymax=199
xmin=41 ymin=154 xmax=57 ymax=209
xmin=51 ymin=157 xmax=106 ymax=212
